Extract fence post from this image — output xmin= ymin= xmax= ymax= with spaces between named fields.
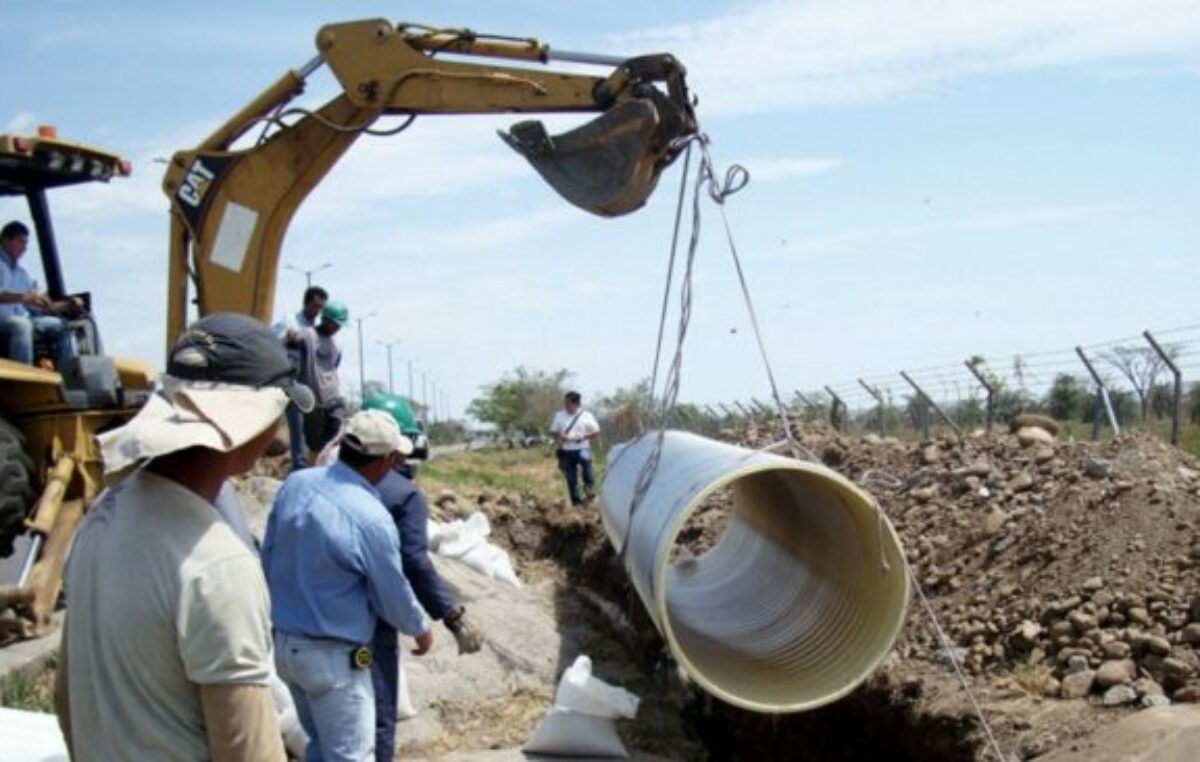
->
xmin=900 ymin=371 xmax=962 ymax=439
xmin=732 ymin=401 xmax=752 ymax=421
xmin=1076 ymin=346 xmax=1121 ymax=439
xmin=964 ymin=360 xmax=996 ymax=432
xmin=751 ymin=398 xmax=774 ymax=420
xmin=858 ymin=379 xmax=886 ymax=435
xmin=823 ymin=385 xmax=847 ymax=433
xmin=1144 ymin=330 xmax=1182 ymax=447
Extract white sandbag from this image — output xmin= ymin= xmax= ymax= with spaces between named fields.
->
xmin=522 ymin=709 xmax=629 ymax=759
xmin=522 ymin=654 xmax=640 ymax=758
xmin=437 ymin=512 xmax=490 ymax=557
xmin=396 ymin=654 xmax=417 ymax=720
xmin=430 ymin=511 xmax=522 ymax=588
xmin=555 ymin=655 xmax=639 ymax=720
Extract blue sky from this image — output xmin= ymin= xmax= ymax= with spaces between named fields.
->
xmin=3 ymin=0 xmax=1198 ymax=418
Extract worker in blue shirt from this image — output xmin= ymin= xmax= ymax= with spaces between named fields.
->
xmin=360 ymin=394 xmax=483 ymax=762
xmin=263 ymin=409 xmax=433 ymax=762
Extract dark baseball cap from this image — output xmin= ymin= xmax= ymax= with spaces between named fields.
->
xmin=168 ymin=313 xmax=315 ymax=413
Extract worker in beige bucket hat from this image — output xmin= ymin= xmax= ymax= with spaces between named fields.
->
xmin=98 ymin=312 xmax=315 ymax=479
xmin=58 ymin=313 xmax=314 ymax=762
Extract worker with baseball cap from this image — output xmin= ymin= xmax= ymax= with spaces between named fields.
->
xmin=263 ymin=409 xmax=433 ymax=761
xmin=318 ymin=393 xmax=482 ymax=761
xmin=57 ymin=313 xmax=314 ymax=761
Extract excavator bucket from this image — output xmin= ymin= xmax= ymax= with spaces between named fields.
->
xmin=500 ymin=99 xmax=683 ymax=218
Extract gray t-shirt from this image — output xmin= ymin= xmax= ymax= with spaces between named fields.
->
xmin=297 ymin=327 xmax=341 ymax=407
xmin=64 ymin=469 xmax=273 ymax=761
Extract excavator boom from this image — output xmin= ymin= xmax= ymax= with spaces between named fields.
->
xmin=162 ymin=18 xmax=696 ymax=352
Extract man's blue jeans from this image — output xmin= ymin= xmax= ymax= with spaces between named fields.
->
xmin=556 ymin=448 xmax=595 ymax=506
xmin=286 ymin=403 xmax=310 ymax=470
xmin=275 ymin=631 xmax=375 ymax=762
xmin=0 ymin=313 xmax=73 ymax=369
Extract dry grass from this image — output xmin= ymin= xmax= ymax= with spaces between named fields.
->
xmin=403 ymin=684 xmax=554 ymax=756
xmin=1 ymin=661 xmax=57 ymax=713
xmin=421 ymin=447 xmax=572 ymax=505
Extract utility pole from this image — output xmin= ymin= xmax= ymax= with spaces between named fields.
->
xmin=354 ymin=311 xmax=376 ymax=401
xmin=407 ymin=358 xmax=415 ymax=403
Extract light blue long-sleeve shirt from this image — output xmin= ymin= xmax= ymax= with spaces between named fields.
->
xmin=0 ymin=252 xmax=35 ymax=318
xmin=262 ymin=461 xmax=428 ymax=644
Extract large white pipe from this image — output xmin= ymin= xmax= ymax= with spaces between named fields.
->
xmin=600 ymin=431 xmax=908 ymax=713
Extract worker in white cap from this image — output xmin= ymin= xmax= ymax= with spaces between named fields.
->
xmin=57 ymin=313 xmax=315 ymax=762
xmin=263 ymin=409 xmax=433 ymax=762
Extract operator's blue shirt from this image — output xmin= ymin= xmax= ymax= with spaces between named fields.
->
xmin=0 ymin=251 xmax=34 ymax=318
xmin=262 ymin=461 xmax=428 ymax=644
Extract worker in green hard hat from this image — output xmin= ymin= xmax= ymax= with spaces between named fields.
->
xmin=299 ymin=299 xmax=348 ymax=454
xmin=362 ymin=392 xmax=482 ymax=760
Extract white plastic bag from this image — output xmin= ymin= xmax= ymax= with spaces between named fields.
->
xmin=522 ymin=655 xmax=639 ymax=759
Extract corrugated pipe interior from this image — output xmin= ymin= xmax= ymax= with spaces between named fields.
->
xmin=600 ymin=431 xmax=909 ymax=713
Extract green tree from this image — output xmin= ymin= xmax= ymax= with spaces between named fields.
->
xmin=1044 ymin=374 xmax=1089 ymax=421
xmin=467 ymin=366 xmax=572 ymax=437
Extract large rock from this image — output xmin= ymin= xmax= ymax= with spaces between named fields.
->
xmin=1017 ymin=426 xmax=1056 ymax=447
xmin=1061 ymin=670 xmax=1097 ymax=699
xmin=1035 ymin=706 xmax=1200 ymax=761
xmin=1011 ymin=413 xmax=1059 ymax=436
xmin=1096 ymin=660 xmax=1136 ymax=688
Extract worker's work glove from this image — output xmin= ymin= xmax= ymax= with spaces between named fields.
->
xmin=445 ymin=607 xmax=483 ymax=655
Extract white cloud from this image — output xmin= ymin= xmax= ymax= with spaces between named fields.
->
xmin=739 ymin=157 xmax=842 ymax=181
xmin=937 ymin=203 xmax=1132 ymax=232
xmin=773 ymin=202 xmax=1129 ymax=258
xmin=31 ymin=27 xmax=84 ymax=49
xmin=614 ymin=0 xmax=1200 ymax=115
xmin=6 ymin=112 xmax=36 ymax=132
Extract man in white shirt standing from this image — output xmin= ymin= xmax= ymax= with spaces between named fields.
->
xmin=273 ymin=285 xmax=328 ymax=470
xmin=549 ymin=391 xmax=601 ymax=507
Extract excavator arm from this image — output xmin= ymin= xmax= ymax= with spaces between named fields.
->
xmin=162 ymin=18 xmax=696 ymax=352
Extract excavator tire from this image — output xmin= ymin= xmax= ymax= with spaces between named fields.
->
xmin=0 ymin=417 xmax=36 ymax=558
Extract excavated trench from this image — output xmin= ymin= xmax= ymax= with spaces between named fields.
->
xmin=488 ymin=492 xmax=985 ymax=761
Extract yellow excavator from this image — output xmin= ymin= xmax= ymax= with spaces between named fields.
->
xmin=1 ymin=18 xmax=695 ymax=640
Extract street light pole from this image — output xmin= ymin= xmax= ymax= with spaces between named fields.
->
xmin=378 ymin=339 xmax=401 ymax=394
xmin=285 ymin=262 xmax=332 ymax=288
xmin=421 ymin=371 xmax=429 ymax=421
xmin=355 ymin=311 xmax=376 ymax=402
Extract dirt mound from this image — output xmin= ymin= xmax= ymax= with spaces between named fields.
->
xmin=711 ymin=420 xmax=1200 ymax=758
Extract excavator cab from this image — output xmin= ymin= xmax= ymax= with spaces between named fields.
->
xmin=0 ymin=129 xmax=155 ymax=640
